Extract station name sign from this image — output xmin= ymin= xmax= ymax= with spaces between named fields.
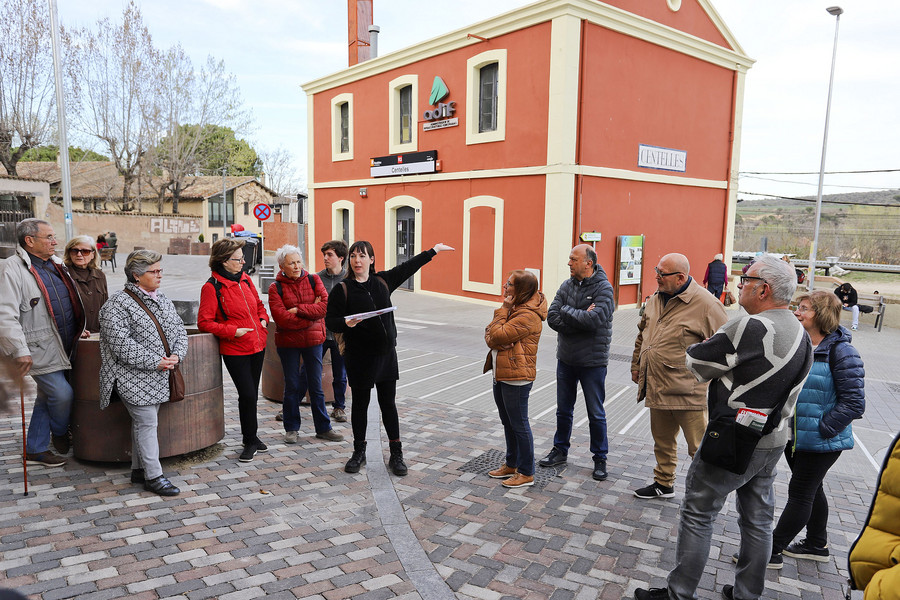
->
xmin=370 ymin=150 xmax=438 ymax=178
xmin=637 ymin=144 xmax=687 ymax=173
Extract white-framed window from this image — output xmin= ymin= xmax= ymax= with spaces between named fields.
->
xmin=388 ymin=75 xmax=418 ymax=155
xmin=331 ymin=200 xmax=354 ymax=244
xmin=466 ymin=49 xmax=507 ymax=145
xmin=331 ymin=93 xmax=353 ymax=161
xmin=462 ymin=195 xmax=504 ymax=294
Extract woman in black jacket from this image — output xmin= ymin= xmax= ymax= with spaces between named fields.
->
xmin=325 ymin=240 xmax=453 ymax=475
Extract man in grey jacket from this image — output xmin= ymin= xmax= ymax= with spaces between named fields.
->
xmin=634 ymin=254 xmax=813 ymax=600
xmin=0 ymin=219 xmax=85 ymax=467
xmin=317 ymin=240 xmax=349 ymax=422
xmin=538 ymin=244 xmax=615 ymax=481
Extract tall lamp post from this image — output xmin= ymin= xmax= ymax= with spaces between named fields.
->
xmin=807 ymin=6 xmax=844 ymax=291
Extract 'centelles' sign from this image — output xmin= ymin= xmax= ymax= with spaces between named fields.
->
xmin=638 ymin=144 xmax=687 ymax=173
xmin=422 ymin=76 xmax=458 ymax=132
xmin=371 ymin=151 xmax=438 ymax=178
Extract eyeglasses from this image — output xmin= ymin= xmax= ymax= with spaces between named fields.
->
xmin=227 ymin=257 xmax=245 ymax=263
xmin=144 ymin=269 xmax=163 ymax=276
xmin=654 ymin=267 xmax=682 ymax=278
xmin=739 ymin=275 xmax=767 ymax=285
xmin=795 ymin=305 xmax=814 ymax=313
xmin=30 ymin=234 xmax=57 ymax=241
xmin=69 ymin=248 xmax=94 ymax=255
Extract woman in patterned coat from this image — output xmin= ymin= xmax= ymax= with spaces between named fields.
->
xmin=99 ymin=250 xmax=188 ymax=497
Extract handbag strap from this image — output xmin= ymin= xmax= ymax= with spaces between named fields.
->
xmin=124 ymin=288 xmax=172 ymax=356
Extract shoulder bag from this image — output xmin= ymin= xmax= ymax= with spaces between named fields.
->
xmin=124 ymin=288 xmax=185 ymax=403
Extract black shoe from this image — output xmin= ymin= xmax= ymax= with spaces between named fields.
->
xmin=144 ymin=475 xmax=180 ymax=496
xmin=538 ymin=447 xmax=567 ymax=467
xmin=722 ymin=585 xmax=734 ymax=600
xmin=52 ymin=432 xmax=71 ymax=454
xmin=254 ymin=440 xmax=268 ymax=453
xmin=345 ymin=441 xmax=367 ymax=473
xmin=731 ymin=552 xmax=783 ymax=569
xmin=388 ymin=441 xmax=408 ymax=476
xmin=592 ymin=458 xmax=608 ymax=481
xmin=239 ymin=444 xmax=257 ymax=462
xmin=634 ymin=587 xmax=670 ymax=600
xmin=131 ymin=469 xmax=145 ymax=483
xmin=275 ymin=411 xmax=283 ymax=422
xmin=634 ymin=482 xmax=675 ymax=499
xmin=783 ymin=539 xmax=829 ymax=561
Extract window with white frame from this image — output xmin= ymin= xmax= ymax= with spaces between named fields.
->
xmin=388 ymin=75 xmax=418 ymax=155
xmin=331 ymin=93 xmax=353 ymax=161
xmin=466 ymin=49 xmax=507 ymax=145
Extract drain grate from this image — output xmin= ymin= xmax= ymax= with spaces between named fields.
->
xmin=458 ymin=449 xmax=563 ymax=490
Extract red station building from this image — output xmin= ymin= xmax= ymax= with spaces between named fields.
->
xmin=302 ymin=0 xmax=753 ymax=306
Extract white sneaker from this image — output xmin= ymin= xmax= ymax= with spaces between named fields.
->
xmin=284 ymin=431 xmax=299 ymax=444
xmin=851 ymin=324 xmax=858 ymax=330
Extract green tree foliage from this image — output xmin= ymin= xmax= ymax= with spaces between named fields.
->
xmin=21 ymin=145 xmax=109 ymax=162
xmin=191 ymin=124 xmax=261 ymax=176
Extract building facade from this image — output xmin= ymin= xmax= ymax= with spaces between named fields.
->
xmin=302 ymin=0 xmax=753 ymax=304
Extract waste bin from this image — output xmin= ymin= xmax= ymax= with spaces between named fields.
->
xmin=241 ymin=237 xmax=259 ymax=274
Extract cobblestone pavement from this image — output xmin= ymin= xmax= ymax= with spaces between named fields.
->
xmin=1 ymin=254 xmax=896 ymax=599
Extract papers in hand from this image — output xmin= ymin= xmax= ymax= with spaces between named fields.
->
xmin=345 ymin=306 xmax=397 ymax=322
xmin=736 ymin=407 xmax=768 ymax=432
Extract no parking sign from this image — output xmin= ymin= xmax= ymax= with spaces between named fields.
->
xmin=253 ymin=203 xmax=272 ymax=221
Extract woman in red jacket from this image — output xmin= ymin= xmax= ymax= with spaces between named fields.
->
xmin=198 ymin=239 xmax=270 ymax=462
xmin=269 ymin=245 xmax=344 ymax=445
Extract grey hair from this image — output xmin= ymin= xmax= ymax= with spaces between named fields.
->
xmin=275 ymin=245 xmax=303 ymax=268
xmin=125 ymin=249 xmax=164 ymax=283
xmin=16 ymin=218 xmax=50 ymax=246
xmin=753 ymin=253 xmax=796 ymax=304
xmin=714 ymin=253 xmax=723 ymax=261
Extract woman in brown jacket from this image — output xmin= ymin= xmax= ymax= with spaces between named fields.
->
xmin=483 ymin=270 xmax=548 ymax=489
xmin=64 ymin=235 xmax=108 ymax=333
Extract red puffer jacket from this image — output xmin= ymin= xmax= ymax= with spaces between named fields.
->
xmin=198 ymin=271 xmax=269 ymax=355
xmin=268 ymin=270 xmax=327 ymax=348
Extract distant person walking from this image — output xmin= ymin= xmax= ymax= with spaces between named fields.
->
xmin=702 ymin=253 xmax=728 ymax=299
xmin=325 ymin=241 xmax=454 ymax=476
xmin=484 ymin=270 xmax=547 ymax=489
xmin=198 ymin=238 xmax=270 ymax=462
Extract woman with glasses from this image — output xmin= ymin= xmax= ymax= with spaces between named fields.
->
xmin=484 ymin=270 xmax=547 ymax=489
xmin=198 ymin=239 xmax=270 ymax=462
xmin=766 ymin=290 xmax=865 ymax=567
xmin=99 ymin=250 xmax=188 ymax=497
xmin=269 ymin=245 xmax=343 ymax=446
xmin=64 ymin=235 xmax=108 ymax=333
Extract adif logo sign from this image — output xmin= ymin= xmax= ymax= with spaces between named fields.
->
xmin=423 ymin=76 xmax=456 ymax=121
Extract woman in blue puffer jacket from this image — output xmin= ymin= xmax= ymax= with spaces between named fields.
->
xmin=769 ymin=290 xmax=865 ymax=567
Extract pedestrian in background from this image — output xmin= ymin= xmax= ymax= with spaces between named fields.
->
xmin=64 ymin=235 xmax=108 ymax=334
xmin=325 ymin=240 xmax=454 ymax=476
xmin=702 ymin=253 xmax=728 ymax=299
xmin=269 ymin=245 xmax=343 ymax=445
xmin=484 ymin=270 xmax=547 ymax=489
xmin=198 ymin=238 xmax=270 ymax=463
xmin=100 ymin=250 xmax=187 ymax=497
xmin=835 ymin=282 xmax=861 ymax=331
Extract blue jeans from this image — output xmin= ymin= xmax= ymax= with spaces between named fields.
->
xmin=27 ymin=370 xmax=74 ymax=454
xmin=553 ymin=361 xmax=608 ymax=461
xmin=277 ymin=345 xmax=331 ymax=434
xmin=322 ymin=339 xmax=347 ymax=409
xmin=667 ymin=445 xmax=783 ymax=600
xmin=493 ymin=381 xmax=535 ymax=476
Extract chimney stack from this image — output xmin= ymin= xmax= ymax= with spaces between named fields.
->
xmin=348 ymin=0 xmax=374 ymax=66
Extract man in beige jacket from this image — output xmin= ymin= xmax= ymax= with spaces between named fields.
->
xmin=630 ymin=253 xmax=728 ymax=498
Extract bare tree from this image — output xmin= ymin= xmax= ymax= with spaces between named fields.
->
xmin=144 ymin=50 xmax=250 ymax=213
xmin=0 ymin=0 xmax=56 ymax=176
xmin=66 ymin=1 xmax=159 ymax=210
xmin=259 ymin=146 xmax=304 ymax=198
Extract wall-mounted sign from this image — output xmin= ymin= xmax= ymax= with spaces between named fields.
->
xmin=423 ymin=75 xmax=458 ymax=131
xmin=617 ymin=235 xmax=644 ymax=285
xmin=638 ymin=144 xmax=686 ymax=173
xmin=580 ymin=231 xmax=602 ymax=242
xmin=371 ymin=150 xmax=437 ymax=178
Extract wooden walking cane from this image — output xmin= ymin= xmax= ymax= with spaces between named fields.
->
xmin=20 ymin=384 xmax=28 ymax=496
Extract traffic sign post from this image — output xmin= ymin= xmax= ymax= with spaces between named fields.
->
xmin=253 ymin=203 xmax=272 ymax=221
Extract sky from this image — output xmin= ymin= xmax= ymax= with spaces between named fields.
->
xmin=55 ymin=0 xmax=900 ymax=201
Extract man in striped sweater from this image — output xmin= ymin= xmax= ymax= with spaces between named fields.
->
xmin=635 ymin=254 xmax=813 ymax=600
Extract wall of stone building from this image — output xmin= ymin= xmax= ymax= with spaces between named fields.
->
xmin=46 ymin=204 xmax=204 ymax=254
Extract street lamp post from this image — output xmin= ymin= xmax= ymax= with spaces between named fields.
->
xmin=807 ymin=6 xmax=844 ymax=291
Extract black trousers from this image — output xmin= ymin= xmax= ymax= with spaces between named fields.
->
xmin=350 ymin=380 xmax=400 ymax=442
xmin=222 ymin=351 xmax=265 ymax=446
xmin=771 ymin=446 xmax=842 ymax=552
